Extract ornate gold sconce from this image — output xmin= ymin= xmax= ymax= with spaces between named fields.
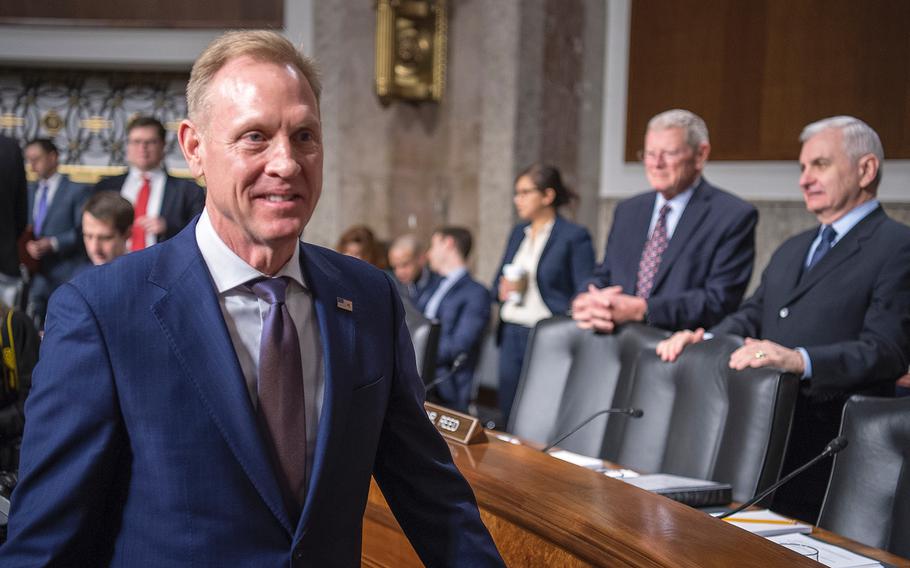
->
xmin=375 ymin=0 xmax=447 ymax=104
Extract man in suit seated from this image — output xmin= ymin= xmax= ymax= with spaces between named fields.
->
xmin=657 ymin=116 xmax=910 ymax=523
xmin=388 ymin=233 xmax=439 ymax=307
xmin=0 ymin=30 xmax=503 ymax=566
xmin=572 ymin=109 xmax=757 ymax=333
xmin=22 ymin=138 xmax=91 ymax=326
xmin=421 ymin=227 xmax=491 ymax=412
xmin=81 ymin=191 xmax=134 ymax=266
xmin=94 ymin=115 xmax=204 ymax=250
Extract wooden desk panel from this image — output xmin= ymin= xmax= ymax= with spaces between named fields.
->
xmin=363 ymin=434 xmax=822 ymax=567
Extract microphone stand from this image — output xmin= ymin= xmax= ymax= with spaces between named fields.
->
xmin=542 ymin=408 xmax=643 ymax=453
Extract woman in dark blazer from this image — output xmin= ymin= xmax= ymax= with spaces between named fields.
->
xmin=492 ymin=163 xmax=595 ymax=426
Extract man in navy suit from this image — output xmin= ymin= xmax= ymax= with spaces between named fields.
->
xmin=421 ymin=227 xmax=491 ymax=412
xmin=388 ymin=233 xmax=440 ymax=306
xmin=573 ymin=109 xmax=756 ymax=333
xmin=94 ymin=115 xmax=204 ymax=249
xmin=658 ymin=116 xmax=910 ymax=523
xmin=1 ymin=30 xmax=503 ymax=567
xmin=22 ymin=138 xmax=91 ymax=326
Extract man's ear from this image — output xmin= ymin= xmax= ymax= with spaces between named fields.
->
xmin=178 ymin=119 xmax=205 ymax=180
xmin=694 ymin=141 xmax=711 ymax=171
xmin=857 ymin=153 xmax=880 ymax=190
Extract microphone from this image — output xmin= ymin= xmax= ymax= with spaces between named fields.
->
xmin=717 ymin=436 xmax=849 ymax=519
xmin=542 ymin=408 xmax=644 ymax=453
xmin=424 ymin=352 xmax=469 ymax=393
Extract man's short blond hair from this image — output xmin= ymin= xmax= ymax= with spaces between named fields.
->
xmin=186 ymin=30 xmax=322 ymax=123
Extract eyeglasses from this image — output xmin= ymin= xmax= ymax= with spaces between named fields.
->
xmin=514 ymin=187 xmax=539 ymax=197
xmin=636 ymin=148 xmax=690 ymax=164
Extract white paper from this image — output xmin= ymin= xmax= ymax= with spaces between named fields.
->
xmin=547 ymin=449 xmax=604 ymax=469
xmin=621 ymin=473 xmax=723 ymax=491
xmin=766 ymin=533 xmax=882 ymax=567
xmin=716 ymin=509 xmax=812 ymax=537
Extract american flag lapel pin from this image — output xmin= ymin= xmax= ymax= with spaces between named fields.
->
xmin=336 ymin=297 xmax=353 ymax=312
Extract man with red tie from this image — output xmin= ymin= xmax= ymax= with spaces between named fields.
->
xmin=94 ymin=116 xmax=204 ymax=250
xmin=572 ymin=109 xmax=757 ymax=333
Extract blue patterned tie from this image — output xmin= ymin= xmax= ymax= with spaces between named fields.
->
xmin=806 ymin=225 xmax=837 ymax=271
xmin=247 ymin=276 xmax=307 ymax=516
xmin=33 ymin=181 xmax=49 ymax=237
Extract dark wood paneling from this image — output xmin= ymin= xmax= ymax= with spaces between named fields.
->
xmin=0 ymin=0 xmax=282 ymax=29
xmin=626 ymin=0 xmax=910 ymax=161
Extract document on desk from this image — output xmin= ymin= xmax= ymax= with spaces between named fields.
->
xmin=621 ymin=474 xmax=732 ymax=507
xmin=547 ymin=449 xmax=604 ymax=469
xmin=766 ymin=533 xmax=883 ymax=567
xmin=716 ymin=509 xmax=812 ymax=536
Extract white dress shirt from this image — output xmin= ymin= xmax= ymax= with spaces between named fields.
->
xmin=500 ymin=219 xmax=555 ymax=327
xmin=646 ymin=178 xmax=698 ymax=240
xmin=121 ymin=166 xmax=166 ymax=248
xmin=196 ymin=210 xmax=324 ymax=476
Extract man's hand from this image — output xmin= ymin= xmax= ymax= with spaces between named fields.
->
xmin=728 ymin=337 xmax=805 ymax=374
xmin=603 ymin=291 xmax=647 ymax=325
xmin=896 ymin=373 xmax=910 ymax=389
xmin=25 ymin=237 xmax=54 ymax=260
xmin=656 ymin=328 xmax=705 ymax=362
xmin=136 ymin=215 xmax=167 ymax=236
xmin=573 ymin=285 xmax=641 ymax=333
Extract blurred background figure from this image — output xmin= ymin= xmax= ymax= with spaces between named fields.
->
xmin=388 ymin=233 xmax=439 ymax=307
xmin=492 ymin=163 xmax=595 ymax=427
xmin=0 ymin=134 xmax=27 ymax=310
xmin=335 ymin=224 xmax=388 ymax=269
xmin=81 ymin=191 xmax=134 ymax=267
xmin=22 ymin=139 xmax=91 ymax=328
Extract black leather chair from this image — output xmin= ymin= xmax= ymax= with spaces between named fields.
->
xmin=508 ymin=316 xmax=668 ymax=453
xmin=614 ymin=334 xmax=799 ymax=503
xmin=402 ymin=298 xmax=440 ymax=385
xmin=817 ymin=395 xmax=910 ymax=557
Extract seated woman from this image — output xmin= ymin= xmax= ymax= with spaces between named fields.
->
xmin=335 ymin=225 xmax=388 ymax=270
xmin=492 ymin=163 xmax=595 ymax=427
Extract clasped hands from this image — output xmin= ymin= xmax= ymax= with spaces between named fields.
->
xmin=571 ymin=285 xmax=647 ymax=333
xmin=656 ymin=328 xmax=805 ymax=374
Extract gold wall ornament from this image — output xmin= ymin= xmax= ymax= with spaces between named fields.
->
xmin=375 ymin=0 xmax=447 ymax=104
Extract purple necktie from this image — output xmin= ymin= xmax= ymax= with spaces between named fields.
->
xmin=247 ymin=276 xmax=307 ymax=516
xmin=33 ymin=182 xmax=49 ymax=237
xmin=635 ymin=203 xmax=672 ymax=299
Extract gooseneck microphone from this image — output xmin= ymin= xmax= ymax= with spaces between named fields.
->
xmin=717 ymin=436 xmax=849 ymax=519
xmin=541 ymin=408 xmax=644 ymax=453
xmin=424 ymin=352 xmax=469 ymax=394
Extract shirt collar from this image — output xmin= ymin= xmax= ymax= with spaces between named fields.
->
xmin=828 ymin=199 xmax=879 ymax=241
xmin=440 ymin=266 xmax=467 ymax=285
xmin=41 ymin=172 xmax=62 ymax=192
xmin=195 ymin=209 xmax=307 ymax=294
xmin=522 ymin=217 xmax=556 ymax=238
xmin=128 ymin=165 xmax=165 ymax=181
xmin=654 ymin=176 xmax=699 ymax=212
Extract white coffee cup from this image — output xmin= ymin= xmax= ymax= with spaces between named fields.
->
xmin=502 ymin=263 xmax=528 ymax=304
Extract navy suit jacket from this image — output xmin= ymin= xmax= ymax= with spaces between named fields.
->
xmin=27 ymin=175 xmax=91 ymax=287
xmin=492 ymin=215 xmax=595 ymax=316
xmin=590 ymin=178 xmax=757 ymax=331
xmin=426 ymin=273 xmax=490 ymax=410
xmin=1 ymin=221 xmax=503 ymax=567
xmin=95 ymin=173 xmax=205 ymax=242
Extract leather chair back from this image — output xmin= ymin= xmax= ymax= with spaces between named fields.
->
xmin=402 ymin=298 xmax=440 ymax=384
xmin=615 ymin=334 xmax=799 ymax=503
xmin=817 ymin=395 xmax=910 ymax=555
xmin=509 ymin=317 xmax=667 ymax=453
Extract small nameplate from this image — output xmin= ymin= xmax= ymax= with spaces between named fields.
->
xmin=424 ymin=402 xmax=487 ymax=445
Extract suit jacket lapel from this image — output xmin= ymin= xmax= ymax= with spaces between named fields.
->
xmin=785 ymin=208 xmax=884 ymax=304
xmin=297 ymin=244 xmax=357 ymax=537
xmin=620 ymin=195 xmax=655 ymax=294
xmin=149 ymin=226 xmax=293 ymax=533
xmin=651 ymin=180 xmax=711 ymax=293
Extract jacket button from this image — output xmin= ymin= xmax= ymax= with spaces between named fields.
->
xmin=294 ymin=550 xmax=304 ymax=560
xmin=779 ymin=307 xmax=789 ymax=318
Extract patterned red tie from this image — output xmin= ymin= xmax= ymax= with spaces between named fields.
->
xmin=130 ymin=174 xmax=151 ymax=251
xmin=635 ymin=204 xmax=672 ymax=299
xmin=247 ymin=276 xmax=307 ymax=517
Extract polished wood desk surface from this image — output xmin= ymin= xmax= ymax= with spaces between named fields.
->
xmin=365 ymin=432 xmax=910 ymax=567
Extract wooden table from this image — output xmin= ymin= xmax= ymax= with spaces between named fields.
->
xmin=362 ymin=432 xmax=910 ymax=567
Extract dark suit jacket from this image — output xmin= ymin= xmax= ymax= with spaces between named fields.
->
xmin=27 ymin=175 xmax=91 ymax=288
xmin=0 ymin=135 xmax=27 ymax=278
xmin=492 ymin=215 xmax=595 ymax=316
xmin=711 ymin=206 xmax=910 ymax=520
xmin=95 ymin=173 xmax=205 ymax=242
xmin=1 ymin=222 xmax=503 ymax=567
xmin=589 ymin=178 xmax=757 ymax=331
xmin=426 ymin=272 xmax=491 ymax=410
